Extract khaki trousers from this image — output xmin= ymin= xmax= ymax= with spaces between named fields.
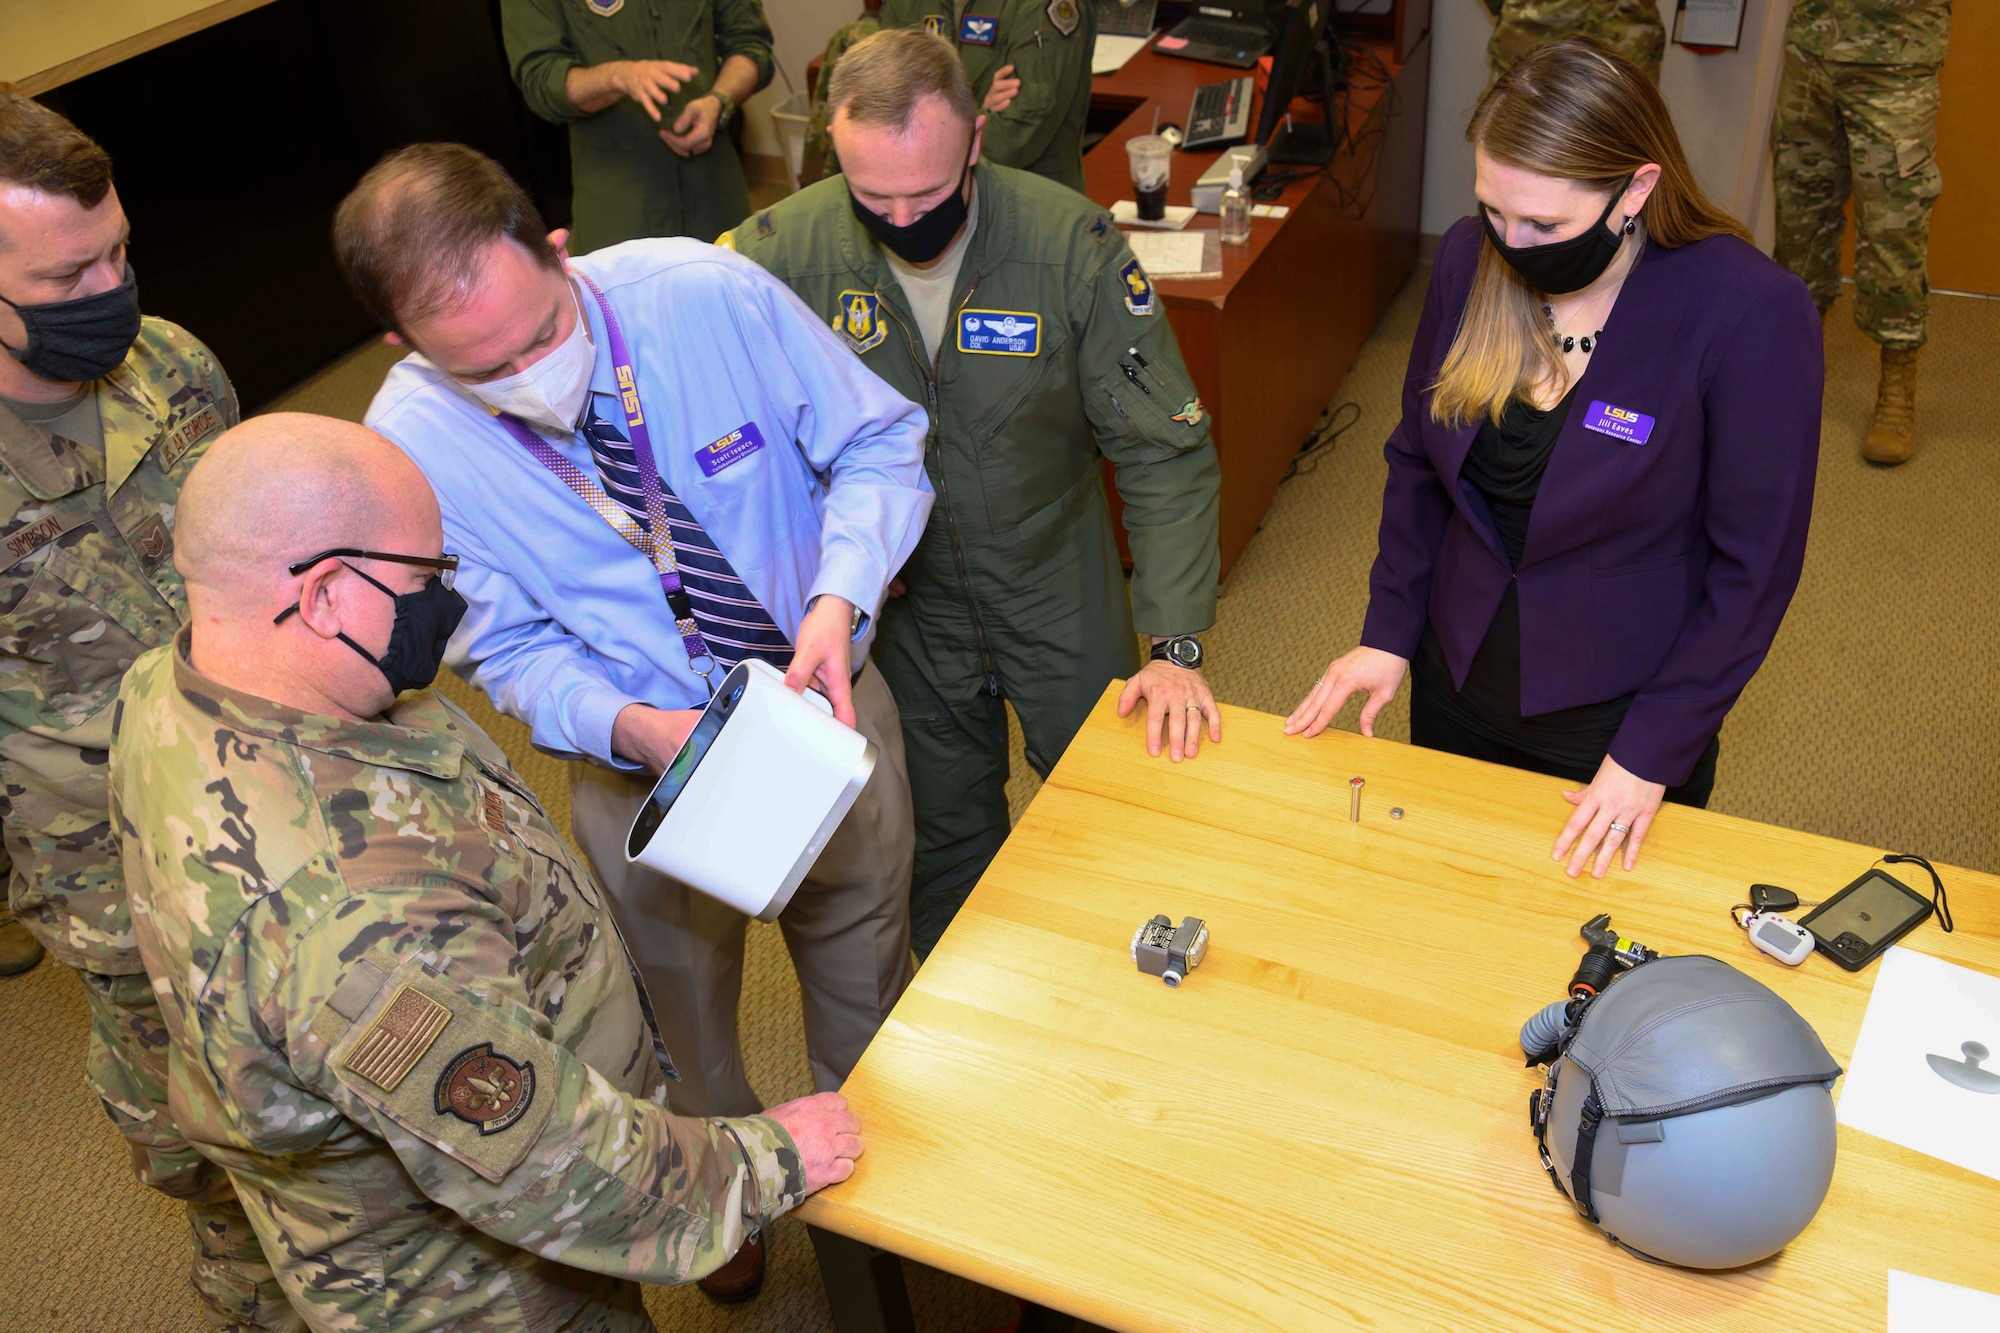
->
xmin=571 ymin=662 xmax=915 ymax=1117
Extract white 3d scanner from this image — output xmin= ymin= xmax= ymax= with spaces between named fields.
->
xmin=625 ymin=658 xmax=876 ymax=920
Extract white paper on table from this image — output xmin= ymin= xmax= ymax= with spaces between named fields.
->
xmin=1110 ymin=200 xmax=1196 ymax=230
xmin=1673 ymin=0 xmax=1745 ymax=47
xmin=1123 ymin=230 xmax=1208 ymax=279
xmin=1888 ymin=1270 xmax=2000 ymax=1331
xmin=1835 ymin=946 xmax=2000 ymax=1182
xmin=1092 ymin=33 xmax=1153 ymax=75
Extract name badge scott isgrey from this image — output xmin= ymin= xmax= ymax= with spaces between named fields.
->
xmin=697 ymin=422 xmax=767 ymax=477
xmin=1582 ymin=400 xmax=1655 ymax=446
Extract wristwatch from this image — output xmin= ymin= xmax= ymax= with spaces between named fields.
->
xmin=710 ymin=89 xmax=737 ymax=129
xmin=1150 ymin=635 xmax=1203 ymax=670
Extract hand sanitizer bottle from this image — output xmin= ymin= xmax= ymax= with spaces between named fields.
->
xmin=1220 ymin=161 xmax=1251 ymax=246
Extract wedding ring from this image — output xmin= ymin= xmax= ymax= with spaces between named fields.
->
xmin=1609 ymin=822 xmax=1631 ymax=834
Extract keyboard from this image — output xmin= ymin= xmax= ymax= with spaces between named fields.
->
xmin=1184 ymin=74 xmax=1254 ymax=150
xmin=1094 ymin=0 xmax=1158 ymax=37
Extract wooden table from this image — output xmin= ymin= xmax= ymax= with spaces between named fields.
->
xmin=1086 ymin=37 xmax=1430 ymax=579
xmin=1 ymin=0 xmax=281 ymax=94
xmin=802 ymin=686 xmax=2000 ymax=1331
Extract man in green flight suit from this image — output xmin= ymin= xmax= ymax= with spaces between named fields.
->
xmin=879 ymin=0 xmax=1094 ymax=193
xmin=113 ymin=413 xmax=863 ymax=1329
xmin=1771 ymin=0 xmax=1953 ymax=466
xmin=1486 ymin=0 xmax=1665 ymax=84
xmin=727 ymin=29 xmax=1222 ymax=956
xmin=502 ymin=0 xmax=775 ymax=253
xmin=0 ymin=91 xmax=297 ymax=1329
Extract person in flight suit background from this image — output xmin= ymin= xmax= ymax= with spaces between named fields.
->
xmin=112 ymin=414 xmax=864 ymax=1330
xmin=1486 ymin=0 xmax=1665 ymax=83
xmin=502 ymin=0 xmax=775 ymax=252
xmin=0 ymin=90 xmax=297 ymax=1330
xmin=727 ymin=29 xmax=1223 ymax=957
xmin=1771 ymin=0 xmax=1954 ymax=466
xmin=878 ymin=0 xmax=1094 ymax=193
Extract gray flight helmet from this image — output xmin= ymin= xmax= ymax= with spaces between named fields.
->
xmin=1534 ymin=955 xmax=1843 ymax=1269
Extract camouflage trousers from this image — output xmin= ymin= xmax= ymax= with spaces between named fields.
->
xmin=1771 ymin=43 xmax=1942 ymax=350
xmin=79 ymin=970 xmax=303 ymax=1331
xmin=1489 ymin=0 xmax=1664 ymax=83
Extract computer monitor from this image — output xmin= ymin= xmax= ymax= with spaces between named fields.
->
xmin=1254 ymin=0 xmax=1338 ymax=164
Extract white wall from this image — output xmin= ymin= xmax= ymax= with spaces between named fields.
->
xmin=741 ymin=0 xmax=865 ymax=164
xmin=1419 ymin=0 xmax=1791 ymax=250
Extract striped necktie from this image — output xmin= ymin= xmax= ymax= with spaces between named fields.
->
xmin=580 ymin=395 xmax=793 ymax=672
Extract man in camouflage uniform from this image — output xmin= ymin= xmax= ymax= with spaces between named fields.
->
xmin=1487 ymin=0 xmax=1664 ymax=83
xmin=113 ymin=413 xmax=862 ymax=1330
xmin=802 ymin=18 xmax=881 ymax=185
xmin=0 ymin=91 xmax=296 ymax=1328
xmin=1772 ymin=0 xmax=1953 ymax=466
xmin=880 ymin=0 xmax=1093 ymax=193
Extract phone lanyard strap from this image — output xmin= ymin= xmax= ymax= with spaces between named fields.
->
xmin=491 ymin=276 xmax=718 ymax=692
xmin=1880 ymin=853 xmax=1953 ymax=933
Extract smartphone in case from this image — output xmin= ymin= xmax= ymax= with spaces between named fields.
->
xmin=1797 ymin=869 xmax=1934 ymax=971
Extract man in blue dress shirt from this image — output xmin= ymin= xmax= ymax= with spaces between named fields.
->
xmin=336 ymin=144 xmax=933 ymax=1302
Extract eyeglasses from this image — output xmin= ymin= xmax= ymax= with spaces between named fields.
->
xmin=286 ymin=548 xmax=459 ymax=589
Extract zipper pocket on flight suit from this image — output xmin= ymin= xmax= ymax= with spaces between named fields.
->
xmin=878 ymin=285 xmax=1004 ymax=698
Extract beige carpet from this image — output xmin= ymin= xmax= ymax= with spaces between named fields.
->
xmin=3 ymin=270 xmax=1995 ymax=1331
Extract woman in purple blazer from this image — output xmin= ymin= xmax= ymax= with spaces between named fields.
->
xmin=1285 ymin=37 xmax=1821 ymax=879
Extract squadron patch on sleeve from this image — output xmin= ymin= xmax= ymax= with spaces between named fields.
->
xmin=435 ymin=1043 xmax=537 ymax=1136
xmin=834 ymin=291 xmax=888 ymax=353
xmin=342 ymin=985 xmax=452 ymax=1093
xmin=587 ymin=0 xmax=625 ymax=14
xmin=1118 ymin=258 xmax=1155 ymax=316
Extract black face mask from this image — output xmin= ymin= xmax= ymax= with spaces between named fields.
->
xmin=0 ymin=264 xmax=143 ymax=383
xmin=1480 ymin=178 xmax=1635 ymax=296
xmin=276 ymin=563 xmax=468 ymax=697
xmin=849 ymin=163 xmax=971 ymax=265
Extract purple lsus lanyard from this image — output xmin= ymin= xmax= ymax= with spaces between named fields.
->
xmin=491 ymin=276 xmax=719 ymax=693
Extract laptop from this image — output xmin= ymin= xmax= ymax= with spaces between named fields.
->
xmin=1155 ymin=0 xmax=1273 ymax=69
xmin=1094 ymin=0 xmax=1159 ymax=37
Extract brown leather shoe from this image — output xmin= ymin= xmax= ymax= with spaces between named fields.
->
xmin=697 ymin=1230 xmax=765 ymax=1304
xmin=0 ymin=909 xmax=44 ymax=977
xmin=1863 ymin=345 xmax=1920 ymax=466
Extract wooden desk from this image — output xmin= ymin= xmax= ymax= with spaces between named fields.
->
xmin=1086 ymin=39 xmax=1430 ymax=578
xmin=803 ymin=687 xmax=2000 ymax=1331
xmin=1 ymin=0 xmax=280 ymax=94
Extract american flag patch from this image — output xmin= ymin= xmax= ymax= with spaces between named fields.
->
xmin=342 ymin=985 xmax=452 ymax=1092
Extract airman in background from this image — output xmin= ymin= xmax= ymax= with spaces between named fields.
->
xmin=1772 ymin=0 xmax=1954 ymax=465
xmin=0 ymin=89 xmax=295 ymax=1330
xmin=879 ymin=0 xmax=1093 ymax=193
xmin=1487 ymin=0 xmax=1664 ymax=84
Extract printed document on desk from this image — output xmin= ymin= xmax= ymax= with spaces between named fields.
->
xmin=1123 ymin=230 xmax=1211 ymax=279
xmin=1093 ymin=34 xmax=1152 ymax=74
xmin=1836 ymin=946 xmax=2000 ymax=1182
xmin=1888 ymin=1271 xmax=2000 ymax=1331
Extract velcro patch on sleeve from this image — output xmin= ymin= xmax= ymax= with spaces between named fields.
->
xmin=343 ymin=985 xmax=452 ymax=1092
xmin=328 ymin=963 xmax=560 ymax=1183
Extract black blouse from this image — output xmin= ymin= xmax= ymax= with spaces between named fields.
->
xmin=1413 ymin=383 xmax=1634 ymax=771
